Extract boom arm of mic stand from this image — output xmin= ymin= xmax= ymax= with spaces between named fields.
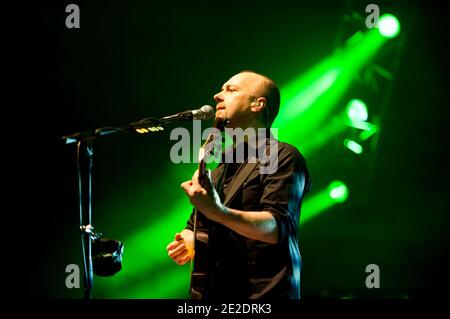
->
xmin=62 ymin=127 xmax=126 ymax=144
xmin=62 ymin=118 xmax=167 ymax=144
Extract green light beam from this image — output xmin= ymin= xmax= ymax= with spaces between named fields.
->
xmin=300 ymin=180 xmax=349 ymax=224
xmin=273 ymin=27 xmax=390 ymax=152
xmin=92 ymin=161 xmax=198 ymax=298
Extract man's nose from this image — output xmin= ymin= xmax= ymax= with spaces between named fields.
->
xmin=214 ymin=92 xmax=223 ymax=103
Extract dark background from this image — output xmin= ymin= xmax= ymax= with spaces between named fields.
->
xmin=14 ymin=0 xmax=448 ymax=299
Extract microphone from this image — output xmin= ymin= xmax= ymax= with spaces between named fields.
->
xmin=161 ymin=105 xmax=215 ymax=122
xmin=129 ymin=105 xmax=216 ymax=134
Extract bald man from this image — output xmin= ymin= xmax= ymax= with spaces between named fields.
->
xmin=167 ymin=71 xmax=311 ymax=299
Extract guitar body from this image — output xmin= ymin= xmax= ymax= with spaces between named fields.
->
xmin=189 ymin=227 xmax=210 ymax=299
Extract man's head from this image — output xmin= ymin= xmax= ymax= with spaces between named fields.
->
xmin=214 ymin=71 xmax=280 ymax=129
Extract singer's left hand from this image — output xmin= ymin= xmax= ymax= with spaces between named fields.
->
xmin=181 ymin=170 xmax=226 ymax=220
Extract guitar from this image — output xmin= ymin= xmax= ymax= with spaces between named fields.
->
xmin=189 ymin=117 xmax=227 ymax=299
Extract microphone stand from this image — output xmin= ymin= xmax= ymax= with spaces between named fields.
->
xmin=76 ymin=139 xmax=94 ymax=300
xmin=62 ymin=117 xmax=166 ymax=299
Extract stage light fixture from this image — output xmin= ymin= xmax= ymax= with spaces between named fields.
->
xmin=329 ymin=180 xmax=349 ymax=203
xmin=346 ymin=99 xmax=368 ymax=122
xmin=378 ymin=14 xmax=400 ymax=38
xmin=344 ymin=138 xmax=363 ymax=154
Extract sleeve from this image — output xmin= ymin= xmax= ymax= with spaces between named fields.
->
xmin=259 ymin=143 xmax=310 ymax=243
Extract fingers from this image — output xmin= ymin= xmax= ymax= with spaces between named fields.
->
xmin=192 ymin=169 xmax=199 ymax=181
xmin=191 ymin=169 xmax=201 ymax=188
xmin=174 ymin=252 xmax=192 ymax=265
xmin=181 ymin=171 xmax=206 ymax=198
xmin=167 ymin=232 xmax=194 ymax=265
xmin=168 ymin=242 xmax=187 ymax=259
xmin=175 ymin=254 xmax=192 ymax=266
xmin=166 ymin=233 xmax=184 ymax=251
xmin=166 ymin=239 xmax=182 ymax=251
xmin=180 ymin=180 xmax=192 ymax=192
xmin=167 ymin=240 xmax=193 ymax=265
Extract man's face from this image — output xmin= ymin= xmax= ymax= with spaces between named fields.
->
xmin=214 ymin=72 xmax=265 ymax=128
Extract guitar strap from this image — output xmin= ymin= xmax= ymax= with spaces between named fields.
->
xmin=222 ymin=156 xmax=259 ymax=207
xmin=222 ymin=137 xmax=274 ymax=206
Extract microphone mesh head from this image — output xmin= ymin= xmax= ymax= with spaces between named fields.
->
xmin=200 ymin=105 xmax=215 ymax=120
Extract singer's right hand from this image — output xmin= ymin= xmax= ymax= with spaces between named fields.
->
xmin=167 ymin=230 xmax=194 ymax=265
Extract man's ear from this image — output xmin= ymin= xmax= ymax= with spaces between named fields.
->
xmin=250 ymin=97 xmax=267 ymax=113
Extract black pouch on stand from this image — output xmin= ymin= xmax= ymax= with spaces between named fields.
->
xmin=92 ymin=238 xmax=124 ymax=277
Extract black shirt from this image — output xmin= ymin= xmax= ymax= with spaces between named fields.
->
xmin=187 ymin=138 xmax=311 ymax=299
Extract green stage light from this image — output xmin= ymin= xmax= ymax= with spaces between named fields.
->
xmin=300 ymin=180 xmax=350 ymax=223
xmin=274 ymin=27 xmax=389 ymax=156
xmin=346 ymin=99 xmax=368 ymax=122
xmin=345 ymin=119 xmax=379 ymax=141
xmin=378 ymin=14 xmax=400 ymax=38
xmin=328 ymin=180 xmax=349 ymax=203
xmin=344 ymin=138 xmax=363 ymax=154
